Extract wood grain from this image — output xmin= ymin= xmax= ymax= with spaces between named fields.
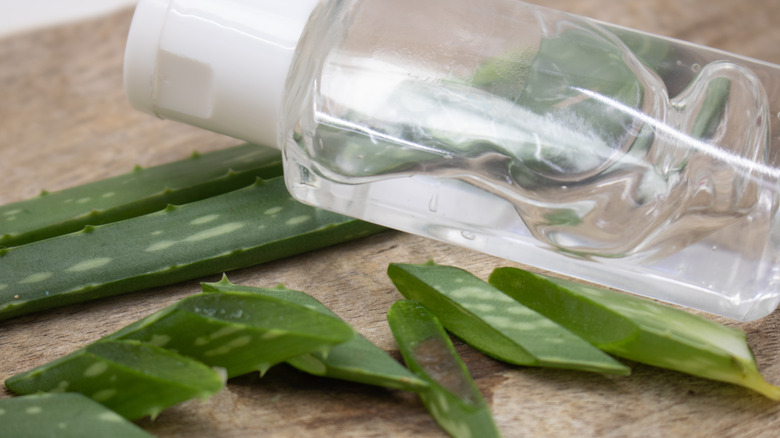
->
xmin=1 ymin=1 xmax=780 ymax=437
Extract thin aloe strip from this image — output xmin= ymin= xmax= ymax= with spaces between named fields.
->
xmin=0 ymin=177 xmax=385 ymax=320
xmin=387 ymin=262 xmax=629 ymax=375
xmin=105 ymin=291 xmax=354 ymax=379
xmin=387 ymin=300 xmax=502 ymax=438
xmin=0 ymin=143 xmax=282 ymax=247
xmin=488 ymin=267 xmax=780 ymax=399
xmin=0 ymin=393 xmax=154 ymax=438
xmin=5 ymin=339 xmax=226 ymax=420
xmin=201 ymin=276 xmax=428 ymax=391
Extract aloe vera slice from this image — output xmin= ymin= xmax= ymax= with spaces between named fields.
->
xmin=0 ymin=393 xmax=153 ymax=438
xmin=387 ymin=300 xmax=502 ymax=438
xmin=387 ymin=262 xmax=629 ymax=375
xmin=488 ymin=267 xmax=780 ymax=399
xmin=105 ymin=291 xmax=354 ymax=378
xmin=0 ymin=177 xmax=385 ymax=320
xmin=0 ymin=143 xmax=282 ymax=247
xmin=201 ymin=276 xmax=428 ymax=391
xmin=5 ymin=340 xmax=226 ymax=420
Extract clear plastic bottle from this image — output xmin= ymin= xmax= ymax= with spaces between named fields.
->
xmin=124 ymin=0 xmax=780 ymax=321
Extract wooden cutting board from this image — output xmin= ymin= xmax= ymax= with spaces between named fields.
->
xmin=2 ymin=1 xmax=780 ymax=436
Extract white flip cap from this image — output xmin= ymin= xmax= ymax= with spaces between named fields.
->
xmin=124 ymin=0 xmax=322 ymax=148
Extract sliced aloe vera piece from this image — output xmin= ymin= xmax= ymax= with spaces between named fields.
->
xmin=5 ymin=340 xmax=226 ymax=420
xmin=387 ymin=262 xmax=629 ymax=375
xmin=105 ymin=291 xmax=354 ymax=378
xmin=488 ymin=267 xmax=780 ymax=399
xmin=388 ymin=300 xmax=502 ymax=438
xmin=0 ymin=393 xmax=153 ymax=438
xmin=201 ymin=276 xmax=428 ymax=391
xmin=0 ymin=177 xmax=385 ymax=320
xmin=0 ymin=143 xmax=282 ymax=247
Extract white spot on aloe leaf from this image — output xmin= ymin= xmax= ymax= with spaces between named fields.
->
xmin=0 ymin=284 xmax=7 ymax=291
xmin=99 ymin=412 xmax=124 ymax=423
xmin=184 ymin=222 xmax=245 ymax=242
xmin=148 ymin=334 xmax=171 ymax=347
xmin=25 ymin=406 xmax=43 ymax=415
xmin=285 ymin=215 xmax=311 ymax=226
xmin=262 ymin=329 xmax=286 ymax=340
xmin=19 ymin=272 xmax=53 ymax=284
xmin=101 ymin=192 xmax=116 ymax=198
xmin=146 ymin=240 xmax=177 ymax=252
xmin=0 ymin=408 xmax=6 ymax=415
xmin=3 ymin=209 xmax=21 ymax=216
xmin=84 ymin=361 xmax=109 ymax=377
xmin=204 ymin=335 xmax=252 ymax=356
xmin=264 ymin=206 xmax=283 ymax=215
xmin=66 ymin=257 xmax=112 ymax=272
xmin=190 ymin=214 xmax=220 ymax=225
xmin=76 ymin=197 xmax=92 ymax=204
xmin=151 ymin=230 xmax=164 ymax=236
xmin=92 ymin=389 xmax=117 ymax=402
xmin=211 ymin=326 xmax=243 ymax=339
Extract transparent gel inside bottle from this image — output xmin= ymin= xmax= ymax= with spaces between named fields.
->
xmin=283 ymin=0 xmax=780 ymax=320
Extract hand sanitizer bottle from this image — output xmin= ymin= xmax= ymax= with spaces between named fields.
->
xmin=123 ymin=0 xmax=780 ymax=321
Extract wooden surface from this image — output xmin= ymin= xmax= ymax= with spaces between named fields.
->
xmin=2 ymin=1 xmax=780 ymax=436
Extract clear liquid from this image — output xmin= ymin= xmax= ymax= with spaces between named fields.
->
xmin=284 ymin=0 xmax=780 ymax=320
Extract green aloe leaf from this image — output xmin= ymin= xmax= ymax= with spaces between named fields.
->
xmin=105 ymin=291 xmax=355 ymax=378
xmin=387 ymin=262 xmax=629 ymax=375
xmin=488 ymin=267 xmax=780 ymax=399
xmin=0 ymin=393 xmax=153 ymax=438
xmin=0 ymin=143 xmax=282 ymax=247
xmin=5 ymin=340 xmax=226 ymax=420
xmin=387 ymin=300 xmax=502 ymax=438
xmin=0 ymin=177 xmax=385 ymax=320
xmin=201 ymin=276 xmax=428 ymax=391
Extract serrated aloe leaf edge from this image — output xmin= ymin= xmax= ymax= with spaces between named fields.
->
xmin=0 ymin=143 xmax=283 ymax=248
xmin=105 ymin=291 xmax=355 ymax=378
xmin=5 ymin=340 xmax=226 ymax=420
xmin=0 ymin=177 xmax=385 ymax=320
xmin=201 ymin=276 xmax=429 ymax=391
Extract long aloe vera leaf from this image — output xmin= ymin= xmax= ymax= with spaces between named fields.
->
xmin=0 ymin=393 xmax=154 ymax=438
xmin=104 ymin=291 xmax=354 ymax=378
xmin=387 ymin=262 xmax=629 ymax=375
xmin=5 ymin=340 xmax=226 ymax=420
xmin=488 ymin=267 xmax=780 ymax=399
xmin=0 ymin=143 xmax=282 ymax=248
xmin=387 ymin=300 xmax=502 ymax=438
xmin=201 ymin=276 xmax=428 ymax=391
xmin=0 ymin=177 xmax=385 ymax=320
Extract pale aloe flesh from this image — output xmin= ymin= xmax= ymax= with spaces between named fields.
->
xmin=489 ymin=267 xmax=780 ymax=399
xmin=388 ymin=300 xmax=502 ymax=438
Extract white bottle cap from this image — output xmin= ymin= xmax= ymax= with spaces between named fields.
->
xmin=124 ymin=0 xmax=322 ymax=148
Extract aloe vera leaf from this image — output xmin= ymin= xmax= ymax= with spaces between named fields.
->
xmin=0 ymin=143 xmax=282 ymax=248
xmin=387 ymin=262 xmax=630 ymax=375
xmin=0 ymin=177 xmax=385 ymax=320
xmin=0 ymin=393 xmax=153 ymax=438
xmin=387 ymin=300 xmax=502 ymax=438
xmin=201 ymin=276 xmax=429 ymax=391
xmin=104 ymin=291 xmax=354 ymax=378
xmin=5 ymin=340 xmax=226 ymax=420
xmin=488 ymin=267 xmax=780 ymax=399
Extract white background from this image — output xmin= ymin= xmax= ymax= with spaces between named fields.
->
xmin=0 ymin=0 xmax=137 ymax=38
